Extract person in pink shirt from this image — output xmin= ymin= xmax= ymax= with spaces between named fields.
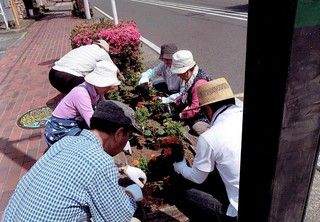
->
xmin=170 ymin=50 xmax=212 ymax=136
xmin=44 ymin=60 xmax=120 ymax=147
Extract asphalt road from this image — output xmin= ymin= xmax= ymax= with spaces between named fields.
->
xmin=91 ymin=0 xmax=248 ymax=94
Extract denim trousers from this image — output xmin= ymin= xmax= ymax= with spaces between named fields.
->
xmin=171 ymin=170 xmax=236 ymax=222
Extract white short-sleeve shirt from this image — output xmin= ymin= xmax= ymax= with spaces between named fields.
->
xmin=193 ymin=105 xmax=243 ymax=217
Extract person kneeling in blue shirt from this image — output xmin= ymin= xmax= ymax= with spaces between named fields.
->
xmin=3 ymin=100 xmax=146 ymax=222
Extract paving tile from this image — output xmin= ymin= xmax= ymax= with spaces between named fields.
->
xmin=0 ymin=190 xmax=14 ymax=212
xmin=0 ymin=1 xmax=163 ymax=218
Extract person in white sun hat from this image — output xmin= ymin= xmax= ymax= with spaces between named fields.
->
xmin=44 ymin=60 xmax=120 ymax=147
xmin=170 ymin=50 xmax=212 ymax=136
xmin=172 ymin=78 xmax=243 ymax=221
xmin=49 ymin=39 xmax=112 ymax=94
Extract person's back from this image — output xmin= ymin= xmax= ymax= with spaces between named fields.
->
xmin=49 ymin=40 xmax=112 ymax=94
xmin=4 ymin=100 xmax=147 ymax=221
xmin=53 ymin=44 xmax=112 ymax=76
xmin=172 ymin=78 xmax=243 ymax=221
xmin=199 ymin=104 xmax=242 ymax=216
xmin=3 ymin=130 xmax=136 ymax=221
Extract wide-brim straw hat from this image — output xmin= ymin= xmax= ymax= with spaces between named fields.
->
xmin=183 ymin=78 xmax=243 ymax=112
xmin=197 ymin=78 xmax=244 ymax=107
xmin=85 ymin=60 xmax=120 ymax=87
xmin=171 ymin=50 xmax=196 ymax=74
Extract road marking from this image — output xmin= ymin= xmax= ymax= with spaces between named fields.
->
xmin=130 ymin=0 xmax=247 ymax=21
xmin=94 ymin=6 xmax=161 ymax=54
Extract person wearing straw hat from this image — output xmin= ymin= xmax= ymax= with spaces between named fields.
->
xmin=170 ymin=50 xmax=212 ymax=136
xmin=44 ymin=60 xmax=120 ymax=147
xmin=172 ymin=78 xmax=243 ymax=221
xmin=4 ymin=100 xmax=146 ymax=222
xmin=137 ymin=43 xmax=184 ymax=103
xmin=48 ymin=39 xmax=112 ymax=94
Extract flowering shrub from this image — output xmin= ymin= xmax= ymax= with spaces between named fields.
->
xmin=70 ymin=19 xmax=144 ymax=72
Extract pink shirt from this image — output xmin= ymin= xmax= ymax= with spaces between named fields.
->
xmin=179 ymin=79 xmax=208 ymax=119
xmin=53 ymin=83 xmax=105 ymax=126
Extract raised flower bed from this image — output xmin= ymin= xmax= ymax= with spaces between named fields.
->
xmin=70 ymin=20 xmax=197 ymax=219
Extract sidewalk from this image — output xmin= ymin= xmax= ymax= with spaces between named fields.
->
xmin=0 ymin=1 xmax=164 ymax=220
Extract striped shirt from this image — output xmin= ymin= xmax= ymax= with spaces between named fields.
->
xmin=53 ymin=44 xmax=113 ymax=77
xmin=3 ymin=130 xmax=137 ymax=222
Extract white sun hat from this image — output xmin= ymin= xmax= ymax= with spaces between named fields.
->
xmin=170 ymin=50 xmax=196 ymax=74
xmin=94 ymin=39 xmax=110 ymax=53
xmin=84 ymin=60 xmax=120 ymax=87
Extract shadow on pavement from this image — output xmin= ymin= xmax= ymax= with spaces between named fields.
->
xmin=227 ymin=4 xmax=248 ymax=12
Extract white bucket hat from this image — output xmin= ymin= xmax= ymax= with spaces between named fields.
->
xmin=85 ymin=60 xmax=120 ymax=87
xmin=94 ymin=39 xmax=109 ymax=53
xmin=170 ymin=50 xmax=196 ymax=74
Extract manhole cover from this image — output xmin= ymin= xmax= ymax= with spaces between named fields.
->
xmin=17 ymin=106 xmax=52 ymax=129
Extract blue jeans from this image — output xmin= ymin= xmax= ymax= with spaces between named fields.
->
xmin=171 ymin=170 xmax=236 ymax=222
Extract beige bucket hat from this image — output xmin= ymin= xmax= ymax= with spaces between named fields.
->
xmin=197 ymin=78 xmax=244 ymax=107
xmin=84 ymin=60 xmax=120 ymax=87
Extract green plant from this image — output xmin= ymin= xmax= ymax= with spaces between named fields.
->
xmin=122 ymin=69 xmax=141 ymax=86
xmin=135 ymin=106 xmax=151 ymax=127
xmin=105 ymin=85 xmax=122 ymax=101
xmin=163 ymin=117 xmax=186 ymax=137
xmin=144 ymin=124 xmax=165 ymax=137
xmin=133 ymin=156 xmax=150 ymax=173
xmin=147 ymin=97 xmax=163 ymax=115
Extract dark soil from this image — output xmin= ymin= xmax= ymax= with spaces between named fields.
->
xmin=123 ymin=132 xmax=196 ymax=216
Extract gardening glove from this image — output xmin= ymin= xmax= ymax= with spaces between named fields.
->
xmin=125 ymin=184 xmax=143 ymax=201
xmin=123 ymin=141 xmax=132 ymax=155
xmin=124 ymin=166 xmax=147 ymax=188
xmin=138 ymin=76 xmax=149 ymax=85
xmin=173 ymin=159 xmax=188 ymax=174
xmin=135 ymin=82 xmax=150 ymax=99
xmin=159 ymin=97 xmax=169 ymax=104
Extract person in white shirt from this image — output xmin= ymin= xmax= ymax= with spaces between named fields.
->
xmin=137 ymin=43 xmax=184 ymax=103
xmin=49 ymin=39 xmax=112 ymax=94
xmin=173 ymin=78 xmax=243 ymax=221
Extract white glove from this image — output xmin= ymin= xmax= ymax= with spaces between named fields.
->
xmin=125 ymin=184 xmax=143 ymax=201
xmin=159 ymin=97 xmax=168 ymax=104
xmin=138 ymin=76 xmax=149 ymax=85
xmin=125 ymin=166 xmax=147 ymax=188
xmin=173 ymin=159 xmax=188 ymax=174
xmin=123 ymin=141 xmax=132 ymax=155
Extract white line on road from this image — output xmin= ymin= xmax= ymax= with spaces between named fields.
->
xmin=130 ymin=0 xmax=247 ymax=21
